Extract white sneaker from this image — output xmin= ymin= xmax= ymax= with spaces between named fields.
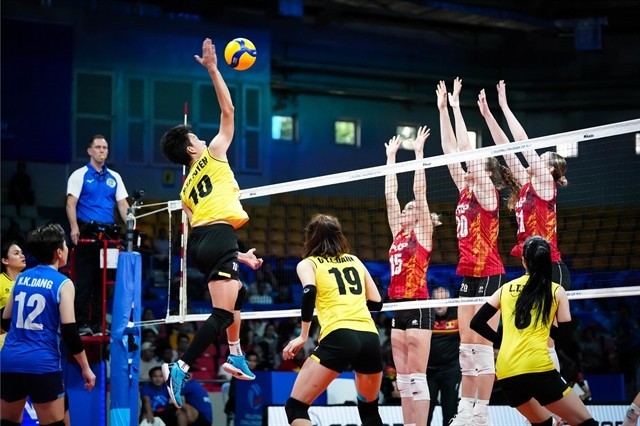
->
xmin=448 ymin=413 xmax=473 ymax=426
xmin=472 ymin=415 xmax=492 ymax=426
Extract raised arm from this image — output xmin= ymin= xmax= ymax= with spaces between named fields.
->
xmin=449 ymin=77 xmax=472 ymax=152
xmin=478 ymin=88 xmax=528 ymax=186
xmin=385 ymin=136 xmax=403 ymax=236
xmin=412 ymin=126 xmax=434 ymax=251
xmin=437 ymin=80 xmax=465 ymax=191
xmin=195 ymin=38 xmax=235 ymax=160
xmin=497 ymin=81 xmax=554 ymax=193
xmin=449 ymin=78 xmax=497 ymax=210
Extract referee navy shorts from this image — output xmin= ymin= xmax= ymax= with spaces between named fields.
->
xmin=1 ymin=371 xmax=65 ymax=404
xmin=459 ymin=274 xmax=505 ymax=297
xmin=188 ymin=223 xmax=240 ymax=282
xmin=309 ymin=329 xmax=383 ymax=374
xmin=497 ymin=370 xmax=571 ymax=407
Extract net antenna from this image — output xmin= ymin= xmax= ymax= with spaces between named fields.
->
xmin=179 ymin=102 xmax=189 ymax=322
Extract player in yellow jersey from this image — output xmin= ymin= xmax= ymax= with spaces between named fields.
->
xmin=0 ymin=241 xmax=26 ymax=350
xmin=159 ymin=38 xmax=263 ymax=409
xmin=470 ymin=236 xmax=596 ymax=426
xmin=282 ymin=214 xmax=384 ymax=426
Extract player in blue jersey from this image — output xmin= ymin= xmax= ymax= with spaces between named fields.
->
xmin=1 ymin=223 xmax=96 ymax=426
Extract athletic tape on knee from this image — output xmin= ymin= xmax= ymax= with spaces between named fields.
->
xmin=357 ymin=398 xmax=383 ymax=426
xmin=285 ymin=397 xmax=310 ymax=423
xmin=474 ymin=344 xmax=495 ymax=375
xmin=548 ymin=347 xmax=560 ymax=372
xmin=410 ymin=372 xmax=430 ymax=401
xmin=396 ymin=374 xmax=413 ymax=398
xmin=459 ymin=344 xmax=477 ymax=377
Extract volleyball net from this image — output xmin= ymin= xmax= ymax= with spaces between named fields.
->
xmin=132 ymin=118 xmax=640 ymax=326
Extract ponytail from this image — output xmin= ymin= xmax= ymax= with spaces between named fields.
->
xmin=514 ymin=236 xmax=553 ymax=329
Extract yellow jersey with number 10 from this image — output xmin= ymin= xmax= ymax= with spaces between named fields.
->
xmin=180 ymin=150 xmax=248 ymax=229
xmin=307 ymin=254 xmax=378 ymax=341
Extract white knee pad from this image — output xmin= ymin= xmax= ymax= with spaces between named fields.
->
xmin=410 ymin=373 xmax=430 ymax=401
xmin=548 ymin=347 xmax=560 ymax=372
xmin=459 ymin=344 xmax=477 ymax=377
xmin=474 ymin=344 xmax=495 ymax=375
xmin=396 ymin=374 xmax=413 ymax=398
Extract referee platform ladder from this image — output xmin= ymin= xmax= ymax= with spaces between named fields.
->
xmin=70 ymin=236 xmax=123 ymax=351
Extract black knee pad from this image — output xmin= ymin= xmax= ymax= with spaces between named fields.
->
xmin=578 ymin=420 xmax=598 ymax=426
xmin=40 ymin=421 xmax=65 ymax=426
xmin=205 ymin=308 xmax=234 ymax=335
xmin=285 ymin=398 xmax=310 ymax=424
xmin=357 ymin=398 xmax=382 ymax=426
xmin=1 ymin=420 xmax=22 ymax=426
xmin=235 ymin=285 xmax=247 ymax=311
xmin=531 ymin=418 xmax=553 ymax=426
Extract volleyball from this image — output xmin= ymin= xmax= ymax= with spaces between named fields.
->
xmin=224 ymin=38 xmax=257 ymax=71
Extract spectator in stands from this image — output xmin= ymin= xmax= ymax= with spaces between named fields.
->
xmin=2 ymin=221 xmax=25 ymax=248
xmin=248 ymin=266 xmax=277 ymax=297
xmin=255 ymin=322 xmax=279 ymax=354
xmin=140 ymin=342 xmax=163 ymax=383
xmin=248 ymin=280 xmax=274 ymax=304
xmin=152 ymin=227 xmax=171 ymax=268
xmin=177 ymin=380 xmax=213 ymax=426
xmin=8 ymin=161 xmax=35 ymax=214
xmin=427 ymin=287 xmax=461 ymax=426
xmin=140 ymin=366 xmax=175 ymax=426
xmin=142 ymin=307 xmax=161 ymax=336
xmin=176 ymin=333 xmax=192 ymax=361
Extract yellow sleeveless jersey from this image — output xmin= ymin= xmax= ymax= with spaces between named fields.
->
xmin=307 ymin=254 xmax=378 ymax=341
xmin=496 ymin=274 xmax=560 ymax=379
xmin=180 ymin=150 xmax=248 ymax=229
xmin=0 ymin=272 xmax=14 ymax=350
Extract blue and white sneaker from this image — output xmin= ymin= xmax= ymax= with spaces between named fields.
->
xmin=162 ymin=362 xmax=189 ymax=408
xmin=222 ymin=354 xmax=256 ymax=380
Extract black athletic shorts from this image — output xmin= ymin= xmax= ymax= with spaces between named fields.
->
xmin=188 ymin=223 xmax=240 ymax=281
xmin=310 ymin=329 xmax=383 ymax=374
xmin=390 ymin=304 xmax=434 ymax=330
xmin=1 ymin=371 xmax=65 ymax=403
xmin=552 ymin=261 xmax=571 ymax=290
xmin=459 ymin=274 xmax=505 ymax=297
xmin=498 ymin=370 xmax=571 ymax=407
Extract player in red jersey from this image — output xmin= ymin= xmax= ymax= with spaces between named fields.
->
xmin=438 ymin=78 xmax=519 ymax=426
xmin=385 ymin=126 xmax=441 ymax=426
xmin=477 ymin=80 xmax=569 ymax=374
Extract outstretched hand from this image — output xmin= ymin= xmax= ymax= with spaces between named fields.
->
xmin=497 ymin=80 xmax=508 ymax=109
xmin=436 ymin=81 xmax=448 ymax=110
xmin=385 ymin=135 xmax=402 ymax=157
xmin=448 ymin=77 xmax=462 ymax=107
xmin=413 ymin=126 xmax=430 ymax=153
xmin=477 ymin=89 xmax=490 ymax=117
xmin=194 ymin=38 xmax=218 ymax=70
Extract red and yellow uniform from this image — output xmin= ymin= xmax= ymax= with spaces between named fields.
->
xmin=388 ymin=230 xmax=430 ymax=300
xmin=455 ymin=188 xmax=505 ymax=277
xmin=511 ymin=182 xmax=561 ymax=262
